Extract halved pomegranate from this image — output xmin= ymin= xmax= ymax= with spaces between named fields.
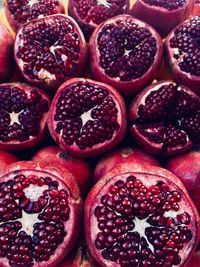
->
xmin=166 ymin=149 xmax=200 ymax=213
xmin=130 ymin=0 xmax=194 ymax=37
xmin=85 ymin=163 xmax=200 ymax=267
xmin=4 ymin=0 xmax=65 ymax=32
xmin=0 ymin=151 xmax=19 ymax=175
xmin=0 ymin=23 xmax=14 ymax=83
xmin=165 ymin=15 xmax=200 ymax=96
xmin=129 ymin=80 xmax=200 ymax=156
xmin=68 ymin=0 xmax=129 ymax=39
xmin=48 ymin=78 xmax=127 ymax=158
xmin=0 ymin=160 xmax=83 ymax=267
xmin=32 ymin=145 xmax=92 ymax=196
xmin=94 ymin=146 xmax=160 ymax=183
xmin=89 ymin=14 xmax=163 ymax=96
xmin=0 ymin=82 xmax=50 ymax=150
xmin=14 ymin=15 xmax=88 ymax=92
xmin=193 ymin=0 xmax=200 ymax=14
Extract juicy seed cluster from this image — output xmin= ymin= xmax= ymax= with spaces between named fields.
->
xmin=143 ymin=0 xmax=186 ymax=10
xmin=170 ymin=15 xmax=200 ymax=76
xmin=54 ymin=82 xmax=119 ymax=150
xmin=16 ymin=16 xmax=80 ymax=83
xmin=75 ymin=0 xmax=126 ymax=24
xmin=0 ymin=86 xmax=49 ymax=143
xmin=94 ymin=176 xmax=193 ymax=267
xmin=8 ymin=0 xmax=62 ymax=26
xmin=97 ymin=18 xmax=157 ymax=81
xmin=136 ymin=83 xmax=200 ymax=150
xmin=0 ymin=174 xmax=70 ymax=266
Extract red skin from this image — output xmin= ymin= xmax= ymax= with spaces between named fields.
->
xmin=193 ymin=2 xmax=200 ymax=15
xmin=185 ymin=249 xmax=200 ymax=267
xmin=0 ymin=151 xmax=18 ymax=174
xmin=166 ymin=150 xmax=200 ymax=213
xmin=94 ymin=146 xmax=160 ymax=183
xmin=32 ymin=146 xmax=92 ymax=196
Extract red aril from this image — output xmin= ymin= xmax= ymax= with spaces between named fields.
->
xmin=85 ymin=163 xmax=200 ymax=267
xmin=166 ymin=149 xmax=200 ymax=213
xmin=165 ymin=15 xmax=200 ymax=96
xmin=94 ymin=146 xmax=160 ymax=183
xmin=32 ymin=145 xmax=92 ymax=196
xmin=0 ymin=82 xmax=50 ymax=150
xmin=68 ymin=0 xmax=129 ymax=39
xmin=0 ymin=151 xmax=18 ymax=175
xmin=129 ymin=80 xmax=200 ymax=156
xmin=14 ymin=15 xmax=88 ymax=92
xmin=130 ymin=0 xmax=194 ymax=37
xmin=0 ymin=160 xmax=83 ymax=267
xmin=47 ymin=78 xmax=127 ymax=158
xmin=4 ymin=0 xmax=65 ymax=32
xmin=89 ymin=14 xmax=163 ymax=96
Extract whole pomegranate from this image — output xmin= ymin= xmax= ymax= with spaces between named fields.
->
xmin=94 ymin=146 xmax=160 ymax=183
xmin=0 ymin=82 xmax=50 ymax=150
xmin=48 ymin=78 xmax=127 ymax=158
xmin=129 ymin=80 xmax=200 ymax=156
xmin=68 ymin=0 xmax=129 ymax=39
xmin=0 ymin=161 xmax=83 ymax=267
xmin=165 ymin=15 xmax=200 ymax=95
xmin=130 ymin=0 xmax=194 ymax=37
xmin=85 ymin=163 xmax=200 ymax=267
xmin=4 ymin=0 xmax=65 ymax=32
xmin=32 ymin=146 xmax=92 ymax=196
xmin=166 ymin=149 xmax=200 ymax=213
xmin=89 ymin=14 xmax=163 ymax=96
xmin=0 ymin=23 xmax=14 ymax=83
xmin=14 ymin=15 xmax=88 ymax=91
xmin=0 ymin=151 xmax=18 ymax=174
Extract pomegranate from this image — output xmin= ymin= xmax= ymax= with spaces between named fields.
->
xmin=193 ymin=0 xmax=200 ymax=15
xmin=0 ymin=82 xmax=50 ymax=150
xmin=68 ymin=0 xmax=129 ymax=39
xmin=4 ymin=0 xmax=65 ymax=32
xmin=165 ymin=15 xmax=200 ymax=96
xmin=129 ymin=80 xmax=200 ymax=156
xmin=85 ymin=163 xmax=200 ymax=267
xmin=48 ymin=78 xmax=127 ymax=158
xmin=166 ymin=149 xmax=200 ymax=213
xmin=0 ymin=23 xmax=14 ymax=83
xmin=94 ymin=146 xmax=160 ymax=183
xmin=185 ymin=249 xmax=200 ymax=267
xmin=89 ymin=14 xmax=163 ymax=96
xmin=0 ymin=160 xmax=83 ymax=267
xmin=32 ymin=145 xmax=92 ymax=196
xmin=130 ymin=0 xmax=194 ymax=37
xmin=0 ymin=151 xmax=18 ymax=174
xmin=14 ymin=15 xmax=88 ymax=92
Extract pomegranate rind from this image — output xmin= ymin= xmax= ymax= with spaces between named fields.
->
xmin=0 ymin=160 xmax=83 ymax=267
xmin=89 ymin=14 xmax=163 ymax=96
xmin=0 ymin=151 xmax=18 ymax=175
xmin=85 ymin=163 xmax=200 ymax=267
xmin=4 ymin=0 xmax=65 ymax=32
xmin=193 ymin=2 xmax=200 ymax=15
xmin=0 ymin=82 xmax=51 ymax=150
xmin=47 ymin=77 xmax=127 ymax=158
xmin=14 ymin=14 xmax=88 ymax=91
xmin=165 ymin=15 xmax=200 ymax=96
xmin=130 ymin=0 xmax=194 ymax=37
xmin=129 ymin=80 xmax=197 ymax=156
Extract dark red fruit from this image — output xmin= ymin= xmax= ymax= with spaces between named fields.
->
xmin=94 ymin=146 xmax=160 ymax=183
xmin=0 ymin=151 xmax=18 ymax=175
xmin=0 ymin=82 xmax=50 ymax=150
xmin=32 ymin=145 xmax=92 ymax=196
xmin=85 ymin=163 xmax=200 ymax=267
xmin=0 ymin=23 xmax=14 ymax=83
xmin=130 ymin=0 xmax=194 ymax=37
xmin=129 ymin=80 xmax=200 ymax=156
xmin=166 ymin=149 xmax=200 ymax=213
xmin=14 ymin=14 xmax=88 ymax=91
xmin=68 ymin=0 xmax=129 ymax=39
xmin=0 ymin=161 xmax=82 ymax=267
xmin=4 ymin=0 xmax=65 ymax=32
xmin=89 ymin=14 xmax=163 ymax=96
xmin=165 ymin=15 xmax=200 ymax=95
xmin=48 ymin=78 xmax=127 ymax=158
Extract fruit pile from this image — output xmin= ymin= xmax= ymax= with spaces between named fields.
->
xmin=0 ymin=0 xmax=199 ymax=266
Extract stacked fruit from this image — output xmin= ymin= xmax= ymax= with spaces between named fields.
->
xmin=0 ymin=0 xmax=199 ymax=266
